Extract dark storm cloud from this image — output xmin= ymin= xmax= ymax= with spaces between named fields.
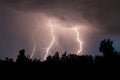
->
xmin=1 ymin=0 xmax=120 ymax=34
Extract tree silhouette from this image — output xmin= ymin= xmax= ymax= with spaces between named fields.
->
xmin=32 ymin=58 xmax=41 ymax=63
xmin=61 ymin=52 xmax=68 ymax=62
xmin=5 ymin=57 xmax=14 ymax=63
xmin=99 ymin=39 xmax=115 ymax=57
xmin=16 ymin=49 xmax=31 ymax=63
xmin=52 ymin=52 xmax=60 ymax=62
xmin=46 ymin=55 xmax=53 ymax=62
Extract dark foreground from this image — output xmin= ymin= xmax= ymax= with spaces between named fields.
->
xmin=0 ymin=62 xmax=120 ymax=80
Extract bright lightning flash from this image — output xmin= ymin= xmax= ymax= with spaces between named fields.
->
xmin=71 ymin=27 xmax=83 ymax=55
xmin=44 ymin=20 xmax=56 ymax=60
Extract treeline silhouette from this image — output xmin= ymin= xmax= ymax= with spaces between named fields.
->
xmin=0 ymin=39 xmax=120 ymax=79
xmin=0 ymin=39 xmax=120 ymax=65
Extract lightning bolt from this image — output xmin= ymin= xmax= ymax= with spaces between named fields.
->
xmin=43 ymin=19 xmax=63 ymax=60
xmin=30 ymin=18 xmax=63 ymax=60
xmin=43 ymin=19 xmax=56 ymax=60
xmin=71 ymin=27 xmax=83 ymax=55
xmin=30 ymin=24 xmax=40 ymax=58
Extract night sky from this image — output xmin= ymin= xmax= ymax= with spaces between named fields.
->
xmin=0 ymin=0 xmax=120 ymax=60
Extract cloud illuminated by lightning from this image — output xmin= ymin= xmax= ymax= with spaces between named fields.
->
xmin=71 ymin=27 xmax=83 ymax=55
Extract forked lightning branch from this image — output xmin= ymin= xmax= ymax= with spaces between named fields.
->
xmin=30 ymin=18 xmax=83 ymax=60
